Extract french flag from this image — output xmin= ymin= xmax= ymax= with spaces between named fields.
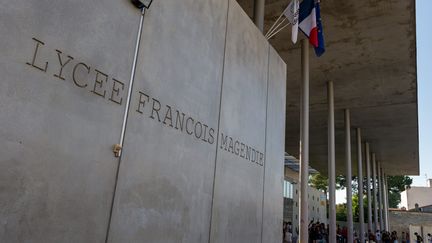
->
xmin=299 ymin=0 xmax=325 ymax=56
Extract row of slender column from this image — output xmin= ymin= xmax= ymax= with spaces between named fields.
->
xmin=365 ymin=155 xmax=390 ymax=233
xmin=326 ymin=82 xmax=390 ymax=243
xmin=253 ymin=3 xmax=392 ymax=241
xmin=299 ymin=40 xmax=391 ymax=242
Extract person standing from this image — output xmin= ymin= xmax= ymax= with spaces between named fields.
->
xmin=414 ymin=232 xmax=423 ymax=243
xmin=376 ymin=230 xmax=382 ymax=243
xmin=426 ymin=233 xmax=431 ymax=243
xmin=401 ymin=232 xmax=407 ymax=243
xmin=286 ymin=230 xmax=293 ymax=243
xmin=392 ymin=231 xmax=399 ymax=243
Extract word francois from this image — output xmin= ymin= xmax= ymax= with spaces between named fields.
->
xmin=26 ymin=37 xmax=125 ymax=105
xmin=136 ymin=91 xmax=215 ymax=145
xmin=220 ymin=133 xmax=264 ymax=166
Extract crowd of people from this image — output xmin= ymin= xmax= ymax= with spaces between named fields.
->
xmin=282 ymin=220 xmax=432 ymax=243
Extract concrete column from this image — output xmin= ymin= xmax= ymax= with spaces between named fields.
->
xmin=378 ymin=162 xmax=384 ymax=231
xmin=327 ymin=81 xmax=336 ymax=243
xmin=253 ymin=0 xmax=265 ymax=32
xmin=345 ymin=109 xmax=353 ymax=243
xmin=299 ymin=39 xmax=309 ymax=243
xmin=380 ymin=167 xmax=385 ymax=231
xmin=381 ymin=168 xmax=389 ymax=231
xmin=365 ymin=143 xmax=373 ymax=232
xmin=356 ymin=128 xmax=365 ymax=243
xmin=372 ymin=153 xmax=378 ymax=232
xmin=383 ymin=173 xmax=390 ymax=231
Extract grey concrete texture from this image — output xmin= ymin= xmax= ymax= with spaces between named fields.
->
xmin=107 ymin=0 xmax=228 ymax=242
xmin=0 ymin=0 xmax=140 ymax=242
xmin=209 ymin=0 xmax=269 ymax=242
xmin=0 ymin=0 xmax=287 ymax=242
xmin=390 ymin=210 xmax=432 ymax=238
xmin=261 ymin=47 xmax=287 ymax=243
xmin=236 ymin=0 xmax=418 ymax=175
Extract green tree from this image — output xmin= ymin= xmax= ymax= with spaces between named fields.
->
xmin=309 ymin=173 xmax=329 ymax=194
xmin=309 ymin=173 xmax=346 ymax=193
xmin=387 ymin=175 xmax=412 ymax=208
xmin=327 ymin=175 xmax=412 ymax=223
xmin=336 ymin=203 xmax=347 ymax=221
xmin=336 ymin=195 xmax=373 ymax=223
xmin=334 ymin=175 xmax=412 ymax=208
xmin=352 ymin=194 xmax=359 ymax=222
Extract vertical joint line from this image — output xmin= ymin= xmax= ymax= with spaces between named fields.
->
xmin=208 ymin=1 xmax=230 ymax=242
xmin=260 ymin=44 xmax=271 ymax=243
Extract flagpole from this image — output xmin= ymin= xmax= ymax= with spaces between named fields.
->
xmin=265 ymin=12 xmax=286 ymax=37
xmin=299 ymin=38 xmax=310 ymax=243
xmin=265 ymin=18 xmax=287 ymax=38
xmin=266 ymin=22 xmax=290 ymax=40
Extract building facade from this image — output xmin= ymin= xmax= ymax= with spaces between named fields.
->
xmin=0 ymin=0 xmax=287 ymax=242
xmin=400 ymin=180 xmax=432 ymax=210
xmin=283 ymin=164 xmax=327 ymax=235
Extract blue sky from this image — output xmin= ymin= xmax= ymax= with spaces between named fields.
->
xmin=411 ymin=0 xmax=432 ymax=187
xmin=336 ymin=0 xmax=431 ymax=203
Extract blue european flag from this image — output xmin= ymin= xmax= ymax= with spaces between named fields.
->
xmin=314 ymin=1 xmax=325 ymax=57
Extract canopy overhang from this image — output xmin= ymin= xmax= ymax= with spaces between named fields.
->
xmin=238 ymin=0 xmax=418 ymax=176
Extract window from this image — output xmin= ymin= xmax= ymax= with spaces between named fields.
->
xmin=283 ymin=180 xmax=294 ymax=199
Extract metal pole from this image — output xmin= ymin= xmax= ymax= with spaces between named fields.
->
xmin=372 ymin=153 xmax=378 ymax=232
xmin=253 ymin=0 xmax=265 ymax=32
xmin=345 ymin=109 xmax=353 ymax=243
xmin=106 ymin=7 xmax=145 ymax=242
xmin=382 ymin=169 xmax=387 ymax=231
xmin=356 ymin=128 xmax=365 ymax=243
xmin=378 ymin=162 xmax=384 ymax=231
xmin=118 ymin=8 xmax=146 ymax=156
xmin=381 ymin=169 xmax=388 ymax=231
xmin=299 ymin=39 xmax=309 ymax=243
xmin=384 ymin=173 xmax=390 ymax=231
xmin=380 ymin=167 xmax=385 ymax=231
xmin=327 ymin=81 xmax=336 ymax=243
xmin=365 ymin=143 xmax=373 ymax=232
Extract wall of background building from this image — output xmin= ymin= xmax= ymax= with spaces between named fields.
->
xmin=283 ymin=180 xmax=327 ymax=235
xmin=390 ymin=210 xmax=432 ymax=240
xmin=400 ymin=185 xmax=432 ymax=210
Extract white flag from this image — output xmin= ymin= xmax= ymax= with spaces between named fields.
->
xmin=283 ymin=0 xmax=299 ymax=43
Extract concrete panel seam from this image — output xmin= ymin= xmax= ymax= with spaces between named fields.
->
xmin=207 ymin=0 xmax=230 ymax=242
xmin=260 ymin=44 xmax=271 ymax=243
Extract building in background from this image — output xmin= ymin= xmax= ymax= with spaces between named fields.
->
xmin=283 ymin=154 xmax=327 ymax=234
xmin=400 ymin=179 xmax=432 ymax=210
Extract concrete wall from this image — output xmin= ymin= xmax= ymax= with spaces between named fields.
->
xmin=389 ymin=210 xmax=432 ymax=237
xmin=400 ymin=186 xmax=432 ymax=210
xmin=0 ymin=0 xmax=287 ymax=242
xmin=0 ymin=0 xmax=138 ymax=242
